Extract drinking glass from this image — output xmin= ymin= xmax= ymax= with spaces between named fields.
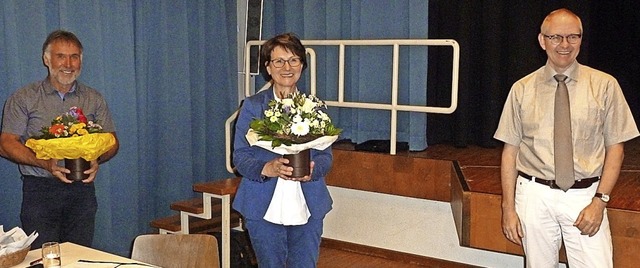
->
xmin=41 ymin=242 xmax=61 ymax=268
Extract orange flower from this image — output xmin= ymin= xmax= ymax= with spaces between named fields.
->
xmin=49 ymin=124 xmax=65 ymax=136
xmin=35 ymin=107 xmax=104 ymax=140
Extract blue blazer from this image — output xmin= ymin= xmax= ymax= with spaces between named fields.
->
xmin=232 ymin=88 xmax=333 ymax=221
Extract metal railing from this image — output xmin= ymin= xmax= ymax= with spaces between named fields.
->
xmin=226 ymin=39 xmax=459 ymax=173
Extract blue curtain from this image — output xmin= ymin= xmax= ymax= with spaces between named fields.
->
xmin=0 ymin=0 xmax=428 ymax=256
xmin=0 ymin=0 xmax=238 ymax=256
xmin=258 ymin=0 xmax=430 ymax=151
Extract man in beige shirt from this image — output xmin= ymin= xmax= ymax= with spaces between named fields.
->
xmin=494 ymin=8 xmax=639 ymax=268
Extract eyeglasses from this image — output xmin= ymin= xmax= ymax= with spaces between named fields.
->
xmin=542 ymin=34 xmax=582 ymax=45
xmin=270 ymin=57 xmax=302 ymax=68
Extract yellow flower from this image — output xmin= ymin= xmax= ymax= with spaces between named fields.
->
xmin=69 ymin=123 xmax=87 ymax=135
xmin=76 ymin=128 xmax=89 ymax=135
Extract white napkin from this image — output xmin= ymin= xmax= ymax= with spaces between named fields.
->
xmin=263 ymin=178 xmax=311 ymax=225
xmin=0 ymin=226 xmax=39 ymax=256
xmin=0 ymin=226 xmax=18 ymax=245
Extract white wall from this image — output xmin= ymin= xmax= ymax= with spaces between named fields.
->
xmin=323 ymin=186 xmax=526 ymax=268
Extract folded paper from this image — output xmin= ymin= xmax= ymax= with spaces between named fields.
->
xmin=263 ymin=178 xmax=311 ymax=225
xmin=246 ymin=130 xmax=338 ymax=155
xmin=25 ymin=133 xmax=116 ymax=161
xmin=0 ymin=225 xmax=38 ymax=257
xmin=247 ymin=130 xmax=338 ymax=225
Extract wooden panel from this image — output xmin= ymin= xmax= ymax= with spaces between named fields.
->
xmin=327 ymin=149 xmax=452 ymax=201
xmin=609 ymin=172 xmax=640 ymax=211
xmin=609 ymin=209 xmax=640 ymax=268
xmin=450 ymin=164 xmax=470 ymax=245
xmin=461 ymin=167 xmax=501 ymax=195
xmin=468 ymin=192 xmax=523 ymax=255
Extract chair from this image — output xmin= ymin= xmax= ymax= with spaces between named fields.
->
xmin=131 ymin=234 xmax=219 ymax=268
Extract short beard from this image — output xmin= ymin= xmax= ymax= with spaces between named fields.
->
xmin=49 ymin=66 xmax=81 ymax=86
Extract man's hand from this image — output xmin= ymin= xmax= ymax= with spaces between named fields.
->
xmin=574 ymin=199 xmax=606 ymax=236
xmin=502 ymin=207 xmax=524 ymax=245
xmin=45 ymin=159 xmax=72 ymax=183
xmin=500 ymin=144 xmax=523 ymax=245
xmin=81 ymin=160 xmax=100 ymax=183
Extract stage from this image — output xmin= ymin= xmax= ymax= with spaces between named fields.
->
xmin=414 ymin=137 xmax=640 ymax=211
xmin=326 ymin=137 xmax=640 ymax=267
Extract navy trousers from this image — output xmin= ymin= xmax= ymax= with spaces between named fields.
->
xmin=244 ymin=217 xmax=324 ymax=268
xmin=20 ymin=176 xmax=97 ymax=248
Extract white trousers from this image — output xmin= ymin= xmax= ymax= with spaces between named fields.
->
xmin=515 ymin=176 xmax=613 ymax=268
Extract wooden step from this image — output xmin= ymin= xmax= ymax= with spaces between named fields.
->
xmin=150 ymin=212 xmax=241 ymax=233
xmin=319 ymin=238 xmax=482 ymax=268
xmin=193 ymin=177 xmax=241 ymax=196
xmin=170 ymin=197 xmax=224 ymax=214
xmin=152 ymin=196 xmax=242 ymax=233
xmin=151 ymin=178 xmax=244 ymax=234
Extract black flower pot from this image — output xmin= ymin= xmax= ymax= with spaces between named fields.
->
xmin=284 ymin=149 xmax=310 ymax=178
xmin=65 ymin=158 xmax=90 ymax=181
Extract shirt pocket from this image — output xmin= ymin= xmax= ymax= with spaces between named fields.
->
xmin=572 ymin=89 xmax=604 ymax=142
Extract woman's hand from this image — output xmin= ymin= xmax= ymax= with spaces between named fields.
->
xmin=287 ymin=161 xmax=314 ymax=182
xmin=262 ymin=158 xmax=315 ymax=182
xmin=262 ymin=157 xmax=290 ymax=178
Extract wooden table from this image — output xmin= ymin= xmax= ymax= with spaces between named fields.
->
xmin=10 ymin=242 xmax=152 ymax=267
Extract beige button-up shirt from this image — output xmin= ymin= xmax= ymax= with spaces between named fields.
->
xmin=494 ymin=61 xmax=639 ymax=180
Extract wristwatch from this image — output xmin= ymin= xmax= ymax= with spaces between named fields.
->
xmin=594 ymin=192 xmax=610 ymax=203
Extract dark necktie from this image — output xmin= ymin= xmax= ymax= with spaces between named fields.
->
xmin=554 ymin=74 xmax=574 ymax=191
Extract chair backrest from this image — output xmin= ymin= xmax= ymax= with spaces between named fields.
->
xmin=131 ymin=234 xmax=219 ymax=268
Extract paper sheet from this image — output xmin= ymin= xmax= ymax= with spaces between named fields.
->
xmin=263 ymin=178 xmax=311 ymax=225
xmin=0 ymin=226 xmax=38 ymax=256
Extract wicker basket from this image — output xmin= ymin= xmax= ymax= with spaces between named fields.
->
xmin=0 ymin=247 xmax=30 ymax=268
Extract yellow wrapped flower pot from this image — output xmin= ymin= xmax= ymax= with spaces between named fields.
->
xmin=25 ymin=107 xmax=116 ymax=181
xmin=26 ymin=133 xmax=116 ymax=181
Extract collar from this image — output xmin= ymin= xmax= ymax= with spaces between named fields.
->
xmin=271 ymin=87 xmax=298 ymax=101
xmin=543 ymin=61 xmax=580 ymax=84
xmin=272 ymin=89 xmax=281 ymax=101
xmin=42 ymin=79 xmax=78 ymax=99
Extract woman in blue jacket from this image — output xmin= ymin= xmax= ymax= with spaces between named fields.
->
xmin=232 ymin=32 xmax=333 ymax=268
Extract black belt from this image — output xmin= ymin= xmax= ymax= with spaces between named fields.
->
xmin=517 ymin=171 xmax=600 ymax=189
